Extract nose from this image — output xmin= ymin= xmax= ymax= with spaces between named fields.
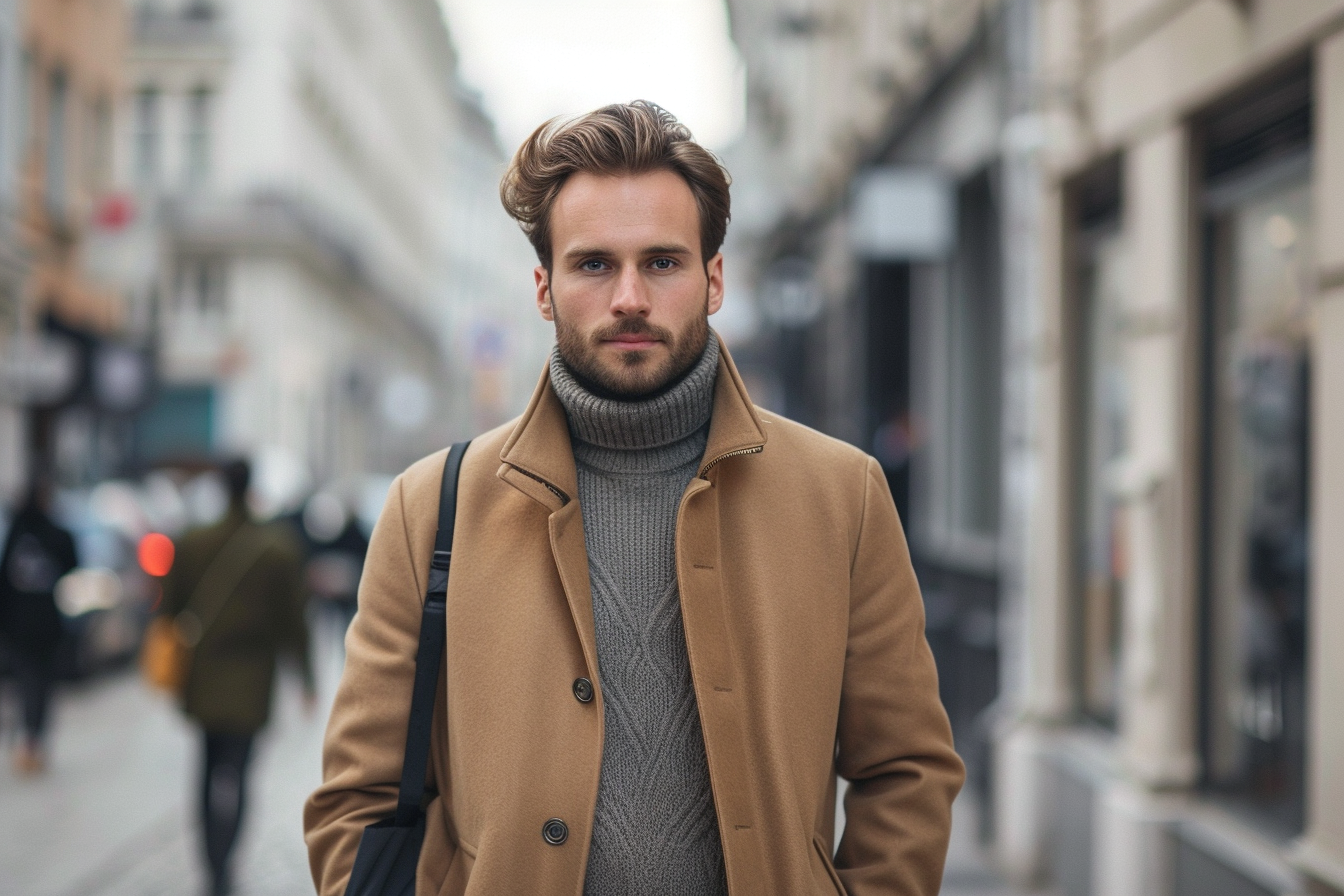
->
xmin=609 ymin=265 xmax=651 ymax=317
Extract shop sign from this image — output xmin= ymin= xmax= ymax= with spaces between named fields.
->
xmin=0 ymin=331 xmax=82 ymax=407
xmin=850 ymin=167 xmax=954 ymax=260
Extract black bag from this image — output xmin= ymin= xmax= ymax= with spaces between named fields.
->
xmin=344 ymin=441 xmax=470 ymax=896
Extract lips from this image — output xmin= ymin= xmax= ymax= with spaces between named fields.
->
xmin=606 ymin=335 xmax=661 ymax=349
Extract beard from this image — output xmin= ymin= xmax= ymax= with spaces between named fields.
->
xmin=553 ymin=297 xmax=710 ymax=400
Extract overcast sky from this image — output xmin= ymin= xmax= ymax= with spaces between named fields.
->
xmin=438 ymin=0 xmax=745 ymax=154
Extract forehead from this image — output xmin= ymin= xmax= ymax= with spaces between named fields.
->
xmin=550 ymin=169 xmax=700 ymax=251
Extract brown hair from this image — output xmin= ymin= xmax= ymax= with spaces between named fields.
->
xmin=500 ymin=100 xmax=731 ymax=271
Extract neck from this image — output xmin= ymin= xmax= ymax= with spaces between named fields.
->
xmin=550 ymin=335 xmax=720 ymax=452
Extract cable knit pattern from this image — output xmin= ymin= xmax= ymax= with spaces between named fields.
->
xmin=550 ymin=338 xmax=727 ymax=896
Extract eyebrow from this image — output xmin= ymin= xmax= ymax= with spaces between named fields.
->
xmin=561 ymin=244 xmax=694 ymax=263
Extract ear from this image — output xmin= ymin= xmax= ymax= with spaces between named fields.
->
xmin=535 ymin=266 xmax=554 ymax=322
xmin=705 ymin=252 xmax=725 ymax=316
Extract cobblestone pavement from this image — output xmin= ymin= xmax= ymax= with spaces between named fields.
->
xmin=3 ymin=615 xmax=1042 ymax=896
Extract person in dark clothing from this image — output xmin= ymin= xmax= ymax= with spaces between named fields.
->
xmin=160 ymin=459 xmax=314 ymax=896
xmin=301 ymin=494 xmax=368 ymax=639
xmin=0 ymin=476 xmax=77 ymax=775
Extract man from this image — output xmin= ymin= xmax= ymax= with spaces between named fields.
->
xmin=306 ymin=101 xmax=963 ymax=895
xmin=0 ymin=473 xmax=77 ymax=775
xmin=162 ymin=460 xmax=314 ymax=896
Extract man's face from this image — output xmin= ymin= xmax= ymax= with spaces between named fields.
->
xmin=535 ymin=169 xmax=724 ymax=399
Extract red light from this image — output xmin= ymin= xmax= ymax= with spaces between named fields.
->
xmin=138 ymin=533 xmax=175 ymax=578
xmin=93 ymin=193 xmax=135 ymax=230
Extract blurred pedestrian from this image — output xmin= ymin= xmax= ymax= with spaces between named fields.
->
xmin=160 ymin=459 xmax=314 ymax=896
xmin=300 ymin=489 xmax=368 ymax=638
xmin=0 ymin=473 xmax=77 ymax=776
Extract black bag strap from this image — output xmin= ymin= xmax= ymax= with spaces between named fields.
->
xmin=394 ymin=440 xmax=470 ymax=825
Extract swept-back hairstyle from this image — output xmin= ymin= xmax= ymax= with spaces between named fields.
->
xmin=499 ymin=100 xmax=731 ymax=271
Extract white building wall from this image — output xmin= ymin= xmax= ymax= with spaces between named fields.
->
xmin=120 ymin=0 xmax=469 ymax=489
xmin=211 ymin=0 xmax=292 ymax=192
xmin=437 ymin=97 xmax=553 ymax=439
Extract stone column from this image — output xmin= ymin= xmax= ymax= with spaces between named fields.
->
xmin=1113 ymin=125 xmax=1201 ymax=789
xmin=994 ymin=0 xmax=1072 ymax=883
xmin=1292 ymin=29 xmax=1344 ymax=896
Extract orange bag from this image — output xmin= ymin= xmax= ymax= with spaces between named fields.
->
xmin=140 ymin=615 xmax=192 ymax=695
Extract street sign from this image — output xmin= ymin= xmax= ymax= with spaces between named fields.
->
xmin=85 ymin=193 xmax=161 ymax=292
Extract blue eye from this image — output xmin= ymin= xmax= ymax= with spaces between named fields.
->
xmin=581 ymin=260 xmax=606 ymax=272
xmin=651 ymin=258 xmax=675 ymax=270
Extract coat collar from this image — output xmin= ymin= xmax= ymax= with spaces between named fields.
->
xmin=498 ymin=333 xmax=767 ymax=508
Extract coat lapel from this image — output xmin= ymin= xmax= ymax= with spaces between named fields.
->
xmin=497 ymin=363 xmax=577 ymax=508
xmin=494 ymin=361 xmax=600 ymax=680
xmin=699 ymin=335 xmax=768 ymax=473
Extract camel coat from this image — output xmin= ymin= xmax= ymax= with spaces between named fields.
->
xmin=304 ymin=341 xmax=964 ymax=896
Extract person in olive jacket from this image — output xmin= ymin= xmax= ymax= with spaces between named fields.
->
xmin=161 ymin=459 xmax=314 ymax=896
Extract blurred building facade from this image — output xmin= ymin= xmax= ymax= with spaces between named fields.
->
xmin=0 ymin=0 xmax=27 ymax=500
xmin=438 ymin=89 xmax=553 ymax=441
xmin=1009 ymin=4 xmax=1343 ymax=896
xmin=110 ymin=0 xmax=467 ymax=496
xmin=0 ymin=0 xmax=547 ymax=515
xmin=727 ymin=0 xmax=1022 ymax=839
xmin=0 ymin=0 xmax=132 ymax=502
xmin=729 ymin=1 xmax=1344 ymax=895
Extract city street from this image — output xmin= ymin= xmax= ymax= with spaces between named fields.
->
xmin=0 ymin=616 xmax=346 ymax=896
xmin=1 ymin=615 xmax=1035 ymax=896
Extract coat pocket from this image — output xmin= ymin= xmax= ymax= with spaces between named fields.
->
xmin=432 ymin=836 xmax=475 ymax=896
xmin=811 ymin=834 xmax=848 ymax=896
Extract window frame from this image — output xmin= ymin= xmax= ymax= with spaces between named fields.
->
xmin=1062 ymin=155 xmax=1127 ymax=728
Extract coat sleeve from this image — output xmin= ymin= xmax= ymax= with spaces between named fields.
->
xmin=304 ymin=473 xmax=452 ymax=895
xmin=833 ymin=457 xmax=965 ymax=896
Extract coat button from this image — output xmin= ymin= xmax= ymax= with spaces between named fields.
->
xmin=542 ymin=818 xmax=569 ymax=845
xmin=572 ymin=677 xmax=594 ymax=703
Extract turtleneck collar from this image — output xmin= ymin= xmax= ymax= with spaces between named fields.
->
xmin=549 ymin=334 xmax=720 ymax=453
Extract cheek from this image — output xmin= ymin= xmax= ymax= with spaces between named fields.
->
xmin=658 ymin=279 xmax=710 ymax=318
xmin=550 ymin=281 xmax=608 ymax=326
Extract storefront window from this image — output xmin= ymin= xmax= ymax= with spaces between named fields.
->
xmin=1067 ymin=158 xmax=1128 ymax=727
xmin=1201 ymin=172 xmax=1311 ymax=835
xmin=1074 ymin=223 xmax=1128 ymax=725
xmin=908 ymin=169 xmax=1001 ymax=571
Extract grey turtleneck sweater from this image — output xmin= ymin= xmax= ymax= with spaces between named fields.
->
xmin=549 ymin=338 xmax=728 ymax=896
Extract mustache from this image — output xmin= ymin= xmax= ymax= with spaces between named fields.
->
xmin=592 ymin=319 xmax=674 ymax=344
